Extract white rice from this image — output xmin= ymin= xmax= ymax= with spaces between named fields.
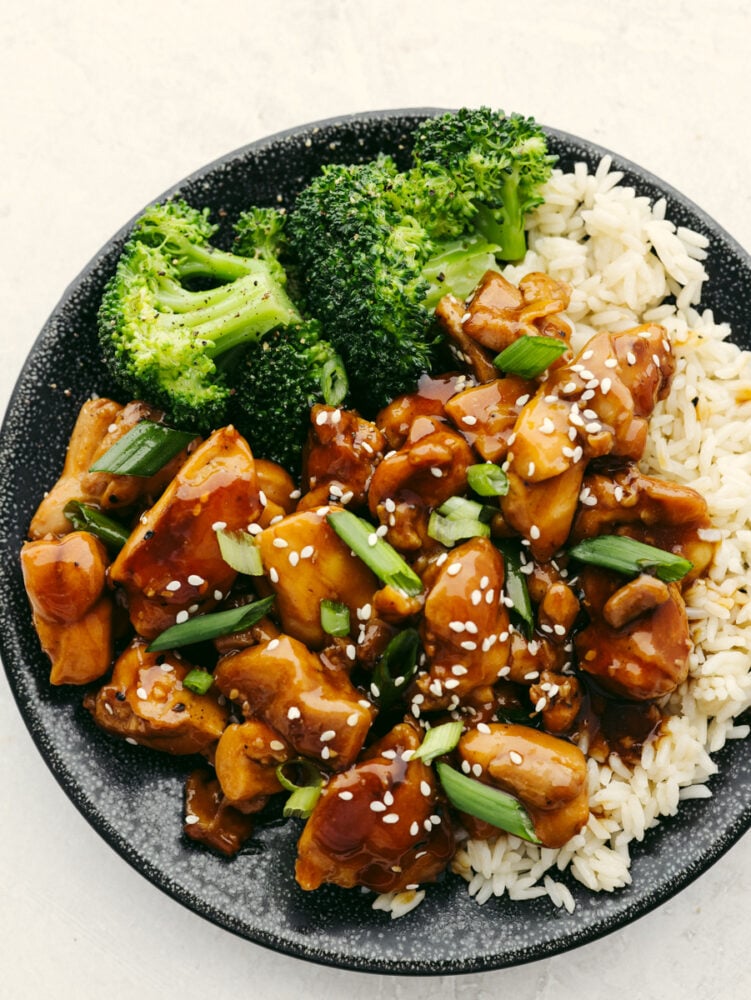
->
xmin=379 ymin=156 xmax=751 ymax=916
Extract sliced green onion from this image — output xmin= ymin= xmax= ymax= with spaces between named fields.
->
xmin=494 ymin=540 xmax=534 ymax=636
xmin=438 ymin=496 xmax=496 ymax=522
xmin=89 ymin=421 xmax=196 ymax=477
xmin=568 ymin=535 xmax=693 ymax=583
xmin=413 ymin=721 xmax=463 ymax=765
xmin=467 ymin=462 xmax=509 ymax=497
xmin=428 ymin=511 xmax=490 ymax=546
xmin=216 ymin=527 xmax=264 ymax=576
xmin=320 ymin=598 xmax=350 ymax=637
xmin=435 ymin=762 xmax=540 ymax=843
xmin=147 ymin=595 xmax=275 ymax=652
xmin=326 ymin=509 xmax=423 ymax=597
xmin=371 ymin=628 xmax=421 ymax=711
xmin=63 ymin=500 xmax=131 ymax=553
xmin=494 ymin=335 xmax=567 ymax=379
xmin=275 ymin=759 xmax=323 ymax=818
xmin=182 ymin=668 xmax=214 ymax=695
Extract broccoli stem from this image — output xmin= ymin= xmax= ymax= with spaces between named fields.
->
xmin=160 ymin=234 xmax=258 ymax=282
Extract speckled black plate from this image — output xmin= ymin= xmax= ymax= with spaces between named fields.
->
xmin=1 ymin=110 xmax=750 ymax=976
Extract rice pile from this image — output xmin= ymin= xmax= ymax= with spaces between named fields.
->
xmin=378 ymin=156 xmax=751 ymax=918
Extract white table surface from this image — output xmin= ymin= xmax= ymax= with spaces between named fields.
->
xmin=2 ymin=2 xmax=750 ymax=997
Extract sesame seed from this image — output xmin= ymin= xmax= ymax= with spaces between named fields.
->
xmin=211 ymin=520 xmax=227 ymax=531
xmin=289 ymin=489 xmax=302 ymax=499
xmin=289 ymin=551 xmax=300 ymax=567
xmin=300 ymin=545 xmax=315 ymax=559
xmin=541 ymin=417 xmax=555 ymax=435
xmin=451 ymin=664 xmax=468 ymax=676
xmin=460 ymin=640 xmax=477 ymax=651
xmin=358 ymin=699 xmax=371 ymax=709
xmin=287 ymin=706 xmax=301 ymax=720
xmin=485 ymin=589 xmax=495 ymax=604
xmin=185 ymin=815 xmax=199 ymax=825
xmin=370 ymin=683 xmax=381 ymax=698
xmin=382 ymin=750 xmax=397 ymax=759
xmin=424 ymin=819 xmax=433 ymax=832
xmin=315 ymin=411 xmax=328 ymax=426
xmin=247 ymin=523 xmax=262 ymax=535
xmin=515 ymin=394 xmax=530 ymax=406
xmin=627 ymin=351 xmax=637 ymax=366
xmin=563 ymin=381 xmax=578 ymax=394
xmin=376 ymin=524 xmax=388 ymax=537
xmin=444 ymin=678 xmax=460 ymax=689
xmin=464 ymin=621 xmax=478 ymax=634
xmin=585 ymin=421 xmax=601 ymax=433
xmin=104 ymin=702 xmax=114 ymax=715
xmin=320 ymin=730 xmax=336 ymax=743
xmin=572 ymin=445 xmax=584 ymax=463
xmin=535 ymin=697 xmax=547 ymax=712
xmin=269 ymin=567 xmax=279 ymax=583
xmin=429 ymin=679 xmax=443 ymax=696
xmin=213 ymin=590 xmax=223 ymax=601
xmin=471 ymin=763 xmax=483 ymax=777
xmin=524 ymin=670 xmax=540 ymax=681
xmin=462 ymin=414 xmax=478 ymax=426
xmin=270 ymin=740 xmax=285 ymax=751
xmin=461 ymin=759 xmax=471 ymax=774
xmin=420 ymin=780 xmax=431 ymax=797
xmin=447 ymin=563 xmax=462 ymax=576
xmin=346 ymin=644 xmax=356 ymax=661
xmin=410 ymin=821 xmax=419 ymax=836
xmin=471 ymin=589 xmax=482 ymax=606
xmin=497 ymin=665 xmax=511 ymax=678
xmin=652 ymin=353 xmax=661 ymax=368
xmin=346 ymin=712 xmax=359 ymax=727
xmin=604 ymin=357 xmax=618 ymax=368
xmin=554 ymin=624 xmax=567 ymax=636
xmin=267 ymin=638 xmax=280 ymax=651
xmin=165 ymin=580 xmax=181 ymax=592
xmin=188 ymin=603 xmax=199 ymax=614
xmin=273 ymin=538 xmax=288 ymax=548
xmin=187 ymin=574 xmax=205 ymax=586
xmin=370 ymin=801 xmax=386 ymax=812
xmin=430 ymin=814 xmax=441 ymax=825
xmin=600 ymin=377 xmax=612 ymax=394
xmin=384 ymin=790 xmax=394 ymax=806
xmin=367 ymin=533 xmax=378 ymax=546
xmin=331 ymin=409 xmax=342 ymax=424
xmin=527 ymin=461 xmax=536 ymax=477
xmin=136 ymin=687 xmax=148 ymax=700
xmin=125 ymin=737 xmax=138 ymax=745
xmin=430 ymin=467 xmax=444 ymax=478
xmin=258 ymin=490 xmax=268 ymax=507
xmin=436 ymin=552 xmax=448 ymax=567
xmin=529 ymin=525 xmax=541 ymax=540
xmin=175 ymin=610 xmax=189 ymax=624
xmin=321 ymin=746 xmax=331 ymax=760
xmin=509 ymin=750 xmax=523 ymax=765
xmin=339 ymin=790 xmax=354 ymax=800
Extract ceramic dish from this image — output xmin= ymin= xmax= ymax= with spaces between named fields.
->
xmin=1 ymin=110 xmax=750 ymax=975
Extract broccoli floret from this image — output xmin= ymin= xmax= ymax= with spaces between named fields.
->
xmin=287 ymin=109 xmax=555 ymax=412
xmin=412 ymin=107 xmax=556 ymax=262
xmin=233 ymin=206 xmax=290 ymax=279
xmin=231 ymin=320 xmax=348 ymax=472
xmin=98 ymin=199 xmax=301 ymax=430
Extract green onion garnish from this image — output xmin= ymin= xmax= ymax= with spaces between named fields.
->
xmin=428 ymin=512 xmax=490 ymax=546
xmin=63 ymin=500 xmax=131 ymax=553
xmin=494 ymin=335 xmax=567 ymax=378
xmin=494 ymin=540 xmax=534 ymax=636
xmin=428 ymin=495 xmax=495 ymax=547
xmin=216 ymin=527 xmax=264 ymax=576
xmin=326 ymin=509 xmax=423 ymax=597
xmin=182 ymin=668 xmax=214 ymax=695
xmin=371 ymin=628 xmax=421 ymax=710
xmin=413 ymin=721 xmax=463 ymax=765
xmin=320 ymin=598 xmax=350 ymax=637
xmin=147 ymin=595 xmax=275 ymax=652
xmin=568 ymin=535 xmax=693 ymax=583
xmin=89 ymin=421 xmax=196 ymax=477
xmin=435 ymin=762 xmax=541 ymax=843
xmin=467 ymin=462 xmax=509 ymax=497
xmin=275 ymin=759 xmax=323 ymax=818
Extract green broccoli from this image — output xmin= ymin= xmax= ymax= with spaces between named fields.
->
xmin=98 ymin=199 xmax=301 ymax=430
xmin=412 ymin=107 xmax=556 ymax=262
xmin=230 ymin=320 xmax=348 ymax=472
xmin=287 ymin=108 xmax=554 ymax=412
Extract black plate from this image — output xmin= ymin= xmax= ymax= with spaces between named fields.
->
xmin=1 ymin=110 xmax=750 ymax=976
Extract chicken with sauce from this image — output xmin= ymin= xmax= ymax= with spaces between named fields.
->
xmin=20 ymin=262 xmax=719 ymax=903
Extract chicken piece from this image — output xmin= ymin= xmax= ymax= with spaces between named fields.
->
xmin=214 ymin=634 xmax=376 ymax=770
xmin=256 ymin=507 xmax=379 ymax=650
xmin=571 ymin=464 xmax=716 ymax=583
xmin=183 ymin=768 xmax=255 ymax=856
xmin=84 ymin=639 xmax=228 ymax=754
xmin=444 ymin=376 xmax=534 ymax=463
xmin=414 ymin=537 xmax=511 ymax=710
xmin=214 ymin=720 xmax=288 ymax=813
xmin=301 ymin=405 xmax=385 ymax=509
xmin=529 ymin=671 xmax=583 ymax=735
xmin=376 ymin=372 xmax=471 ymax=450
xmin=21 ymin=531 xmax=113 ymax=685
xmin=602 ymin=575 xmax=670 ymax=629
xmin=29 ymin=398 xmax=196 ymax=538
xmin=501 ymin=462 xmax=585 ymax=562
xmin=295 ymin=722 xmax=454 ymax=892
xmin=538 ymin=581 xmax=580 ymax=641
xmin=434 ymin=294 xmax=499 ymax=383
xmin=368 ymin=415 xmax=475 ymax=552
xmin=109 ymin=426 xmax=260 ymax=639
xmin=575 ymin=567 xmax=692 ymax=700
xmin=506 ymin=632 xmax=565 ymax=685
xmin=458 ymin=723 xmax=589 ymax=848
xmin=462 ymin=271 xmax=572 ymax=355
xmin=255 ymin=459 xmax=298 ymax=527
